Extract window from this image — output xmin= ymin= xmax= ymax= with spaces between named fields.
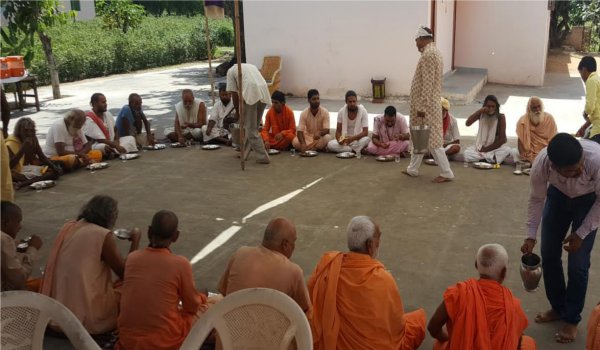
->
xmin=70 ymin=0 xmax=81 ymax=11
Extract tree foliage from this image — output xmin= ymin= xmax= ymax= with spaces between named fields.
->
xmin=1 ymin=0 xmax=74 ymax=98
xmin=132 ymin=0 xmax=204 ymax=17
xmin=549 ymin=0 xmax=600 ymax=49
xmin=96 ymin=0 xmax=146 ymax=34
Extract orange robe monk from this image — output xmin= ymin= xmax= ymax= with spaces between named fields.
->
xmin=516 ymin=112 xmax=557 ymax=163
xmin=261 ymin=104 xmax=296 ymax=150
xmin=588 ymin=303 xmax=600 ymax=350
xmin=433 ymin=279 xmax=536 ymax=350
xmin=116 ymin=247 xmax=207 ymax=350
xmin=308 ymin=251 xmax=426 ymax=350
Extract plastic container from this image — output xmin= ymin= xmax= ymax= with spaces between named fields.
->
xmin=0 ymin=58 xmax=10 ymax=79
xmin=6 ymin=56 xmax=25 ymax=77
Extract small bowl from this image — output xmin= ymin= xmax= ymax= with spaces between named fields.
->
xmin=113 ymin=228 xmax=131 ymax=240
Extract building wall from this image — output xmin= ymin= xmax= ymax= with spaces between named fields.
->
xmin=61 ymin=0 xmax=96 ymax=21
xmin=243 ymin=1 xmax=438 ymax=99
xmin=454 ymin=1 xmax=550 ymax=86
xmin=435 ymin=0 xmax=455 ymax=71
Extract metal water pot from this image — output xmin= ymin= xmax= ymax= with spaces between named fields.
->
xmin=410 ymin=125 xmax=430 ymax=154
xmin=520 ymin=253 xmax=542 ymax=292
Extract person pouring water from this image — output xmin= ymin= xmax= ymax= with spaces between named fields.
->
xmin=520 ymin=133 xmax=600 ymax=344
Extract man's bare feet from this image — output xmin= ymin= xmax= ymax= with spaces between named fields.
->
xmin=555 ymin=323 xmax=577 ymax=343
xmin=535 ymin=309 xmax=561 ymax=323
xmin=401 ymin=170 xmax=418 ymax=177
xmin=432 ymin=176 xmax=452 ymax=183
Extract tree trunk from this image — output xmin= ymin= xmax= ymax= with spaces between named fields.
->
xmin=37 ymin=30 xmax=61 ymax=99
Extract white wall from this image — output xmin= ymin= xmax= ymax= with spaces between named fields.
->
xmin=454 ymin=1 xmax=550 ymax=86
xmin=61 ymin=0 xmax=96 ymax=21
xmin=243 ymin=1 xmax=431 ymax=100
xmin=435 ymin=0 xmax=455 ymax=72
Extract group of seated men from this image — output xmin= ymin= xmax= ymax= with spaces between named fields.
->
xmin=3 ymin=197 xmax=600 ymax=349
xmin=2 ymin=77 xmax=565 ymax=191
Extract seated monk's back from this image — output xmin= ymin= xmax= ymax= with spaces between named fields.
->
xmin=309 ymin=251 xmax=409 ymax=350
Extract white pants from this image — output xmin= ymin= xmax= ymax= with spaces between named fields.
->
xmin=201 ymin=125 xmax=229 ymax=142
xmin=327 ymin=136 xmax=371 ymax=153
xmin=164 ymin=127 xmax=203 ymax=141
xmin=406 ymin=147 xmax=454 ymax=179
xmin=463 ymin=145 xmax=512 ymax=164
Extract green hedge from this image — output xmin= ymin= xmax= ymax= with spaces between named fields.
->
xmin=24 ymin=15 xmax=233 ymax=85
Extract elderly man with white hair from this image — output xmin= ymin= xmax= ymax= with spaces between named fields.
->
xmin=515 ymin=96 xmax=557 ymax=164
xmin=428 ymin=244 xmax=537 ymax=350
xmin=308 ymin=216 xmax=426 ymax=350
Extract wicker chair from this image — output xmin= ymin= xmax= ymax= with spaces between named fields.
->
xmin=179 ymin=288 xmax=312 ymax=350
xmin=259 ymin=56 xmax=282 ymax=95
xmin=1 ymin=291 xmax=100 ymax=350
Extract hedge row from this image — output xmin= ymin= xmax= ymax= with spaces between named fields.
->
xmin=27 ymin=15 xmax=233 ymax=85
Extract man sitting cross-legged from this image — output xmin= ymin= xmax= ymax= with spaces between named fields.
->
xmin=366 ymin=105 xmax=410 ymax=157
xmin=43 ymin=110 xmax=103 ymax=172
xmin=261 ymin=91 xmax=296 ymax=151
xmin=6 ymin=118 xmax=61 ymax=189
xmin=292 ymin=89 xmax=332 ymax=152
xmin=166 ymin=89 xmax=207 ymax=144
xmin=515 ymin=96 xmax=557 ymax=164
xmin=202 ymin=83 xmax=235 ymax=145
xmin=308 ymin=216 xmax=426 ymax=350
xmin=117 ymin=210 xmax=209 ymax=350
xmin=428 ymin=243 xmax=537 ymax=350
xmin=463 ymin=95 xmax=512 ymax=164
xmin=327 ymin=90 xmax=371 ymax=154
xmin=218 ymin=217 xmax=311 ymax=315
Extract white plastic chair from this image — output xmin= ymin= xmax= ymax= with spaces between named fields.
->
xmin=1 ymin=291 xmax=101 ymax=350
xmin=179 ymin=288 xmax=313 ymax=350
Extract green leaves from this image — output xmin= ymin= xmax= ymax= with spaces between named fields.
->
xmin=9 ymin=15 xmax=233 ymax=85
xmin=96 ymin=0 xmax=146 ymax=33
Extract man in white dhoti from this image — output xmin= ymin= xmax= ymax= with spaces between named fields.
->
xmin=165 ymin=89 xmax=207 ymax=144
xmin=464 ymin=95 xmax=511 ymax=164
xmin=327 ymin=90 xmax=370 ymax=154
xmin=403 ymin=26 xmax=454 ymax=183
xmin=203 ymin=83 xmax=235 ymax=145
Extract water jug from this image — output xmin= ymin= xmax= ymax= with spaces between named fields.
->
xmin=520 ymin=253 xmax=542 ymax=292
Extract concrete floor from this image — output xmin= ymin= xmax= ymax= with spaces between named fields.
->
xmin=6 ymin=58 xmax=598 ymax=349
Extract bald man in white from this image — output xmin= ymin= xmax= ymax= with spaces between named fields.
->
xmin=217 ymin=217 xmax=311 ymax=314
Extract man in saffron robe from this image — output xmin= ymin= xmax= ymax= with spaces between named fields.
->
xmin=515 ymin=96 xmax=557 ymax=163
xmin=117 ymin=210 xmax=208 ymax=350
xmin=261 ymin=91 xmax=296 ymax=151
xmin=308 ymin=216 xmax=426 ymax=350
xmin=428 ymin=243 xmax=537 ymax=350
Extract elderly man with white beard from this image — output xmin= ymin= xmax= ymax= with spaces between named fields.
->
xmin=515 ymin=96 xmax=557 ymax=164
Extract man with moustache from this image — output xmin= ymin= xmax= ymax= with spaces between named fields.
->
xmin=84 ymin=93 xmax=128 ymax=156
xmin=166 ymin=89 xmax=207 ymax=144
xmin=203 ymin=83 xmax=235 ymax=145
xmin=292 ymin=89 xmax=331 ymax=152
xmin=515 ymin=96 xmax=557 ymax=164
xmin=403 ymin=25 xmax=454 ymax=183
xmin=463 ymin=95 xmax=512 ymax=164
xmin=116 ymin=93 xmax=154 ymax=147
xmin=327 ymin=90 xmax=370 ymax=154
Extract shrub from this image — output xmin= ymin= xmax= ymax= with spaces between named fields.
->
xmin=9 ymin=15 xmax=233 ymax=85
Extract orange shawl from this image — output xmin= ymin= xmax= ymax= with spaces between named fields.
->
xmin=39 ymin=220 xmax=78 ymax=296
xmin=261 ymin=104 xmax=296 ymax=142
xmin=438 ymin=279 xmax=530 ymax=350
xmin=516 ymin=113 xmax=557 ymax=162
xmin=588 ymin=304 xmax=600 ymax=350
xmin=308 ymin=251 xmax=425 ymax=350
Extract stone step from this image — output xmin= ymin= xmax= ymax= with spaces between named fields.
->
xmin=442 ymin=67 xmax=487 ymax=106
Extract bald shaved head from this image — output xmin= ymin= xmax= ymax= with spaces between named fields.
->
xmin=149 ymin=210 xmax=179 ymax=240
xmin=262 ymin=217 xmax=297 ymax=258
